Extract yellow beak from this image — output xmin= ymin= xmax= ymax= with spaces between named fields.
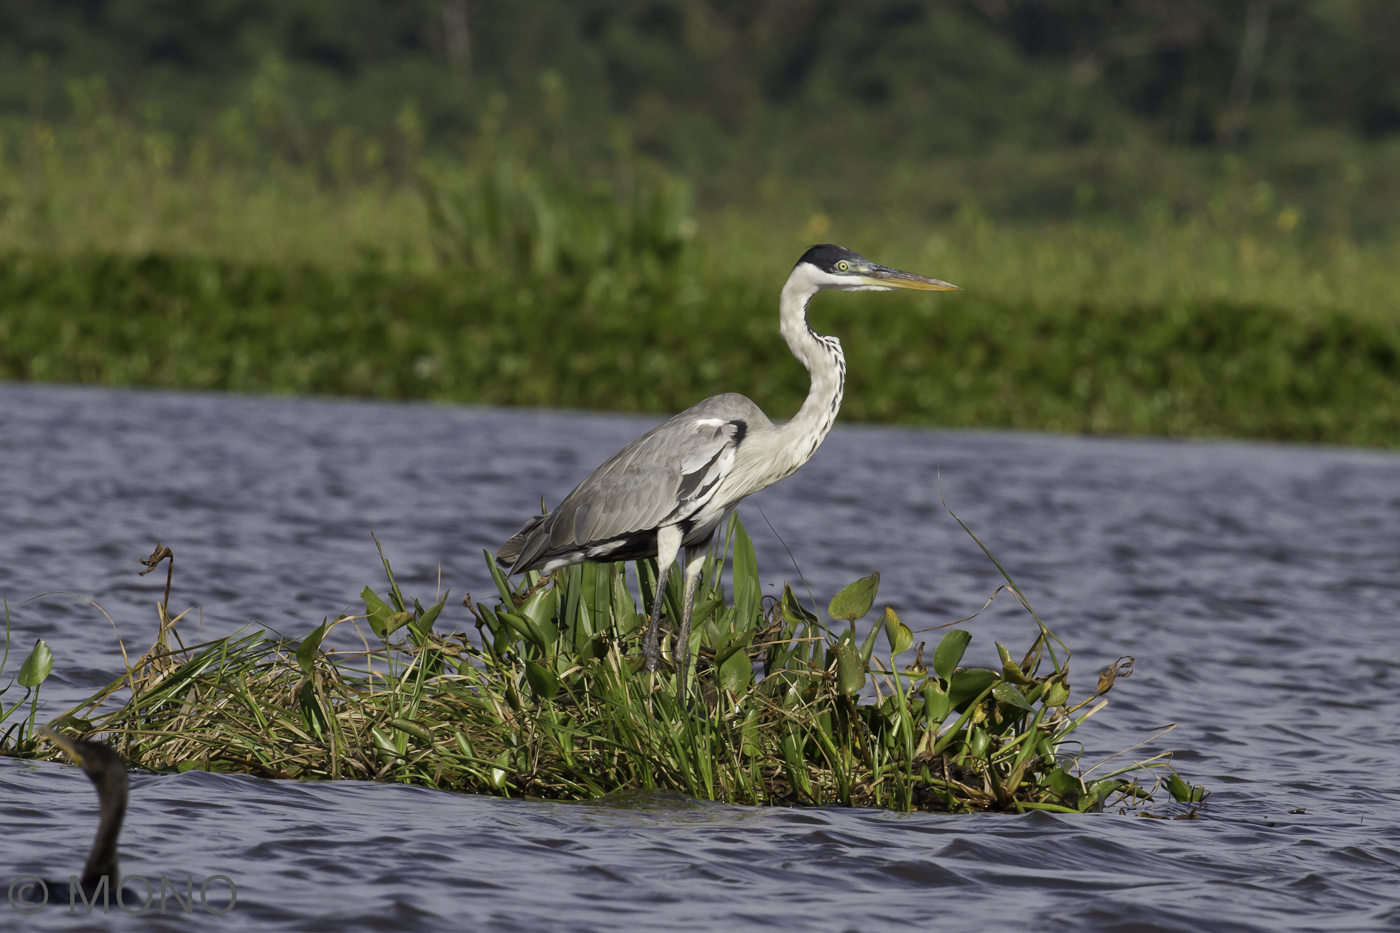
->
xmin=858 ymin=264 xmax=960 ymax=291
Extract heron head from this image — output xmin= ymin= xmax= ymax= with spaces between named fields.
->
xmin=794 ymin=244 xmax=959 ymax=293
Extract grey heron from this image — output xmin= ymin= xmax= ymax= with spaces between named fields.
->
xmin=497 ymin=244 xmax=958 ymax=693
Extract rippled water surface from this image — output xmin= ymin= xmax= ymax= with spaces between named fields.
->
xmin=2 ymin=383 xmax=1398 ymax=931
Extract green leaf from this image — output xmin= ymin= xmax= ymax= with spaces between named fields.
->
xmin=834 ymin=637 xmax=866 ymax=695
xmin=371 ymin=537 xmax=407 ymax=612
xmin=1042 ymin=766 xmax=1080 ymax=797
xmin=1165 ymin=773 xmax=1205 ymax=804
xmin=413 ymin=593 xmax=448 ymax=637
xmin=859 ymin=610 xmax=885 ymax=664
xmin=295 ymin=621 xmax=328 ymax=674
xmin=883 ymin=607 xmax=913 ymax=656
xmin=519 ymin=587 xmax=560 ymax=646
xmin=385 ymin=610 xmax=415 ymax=636
xmin=47 ymin=713 xmax=93 ymax=734
xmin=497 ymin=611 xmax=538 ymax=647
xmin=997 ymin=642 xmax=1032 ymax=684
xmin=691 ymin=594 xmax=727 ymax=630
xmin=732 ymin=519 xmax=759 ymax=603
xmin=362 ymin=586 xmax=396 ymax=640
xmin=922 ymin=680 xmax=950 ymax=724
xmin=1085 ymin=779 xmax=1125 ymax=811
xmin=781 ymin=584 xmax=817 ymax=627
xmin=949 ymin=668 xmax=999 ymax=710
xmin=611 ymin=571 xmax=639 ymax=636
xmin=1044 ymin=679 xmax=1070 ymax=707
xmin=967 ymin=727 xmax=989 ymax=758
xmin=718 ymin=639 xmax=754 ymax=693
xmin=932 ymin=629 xmax=972 ymax=681
xmin=992 ymin=681 xmax=1035 ymax=712
xmin=525 ymin=659 xmax=560 ymax=701
xmin=389 ymin=717 xmax=433 ymax=743
xmin=827 ymin=572 xmax=879 ymax=623
xmin=17 ymin=640 xmax=53 ymax=689
xmin=299 ymin=680 xmax=328 ymax=737
xmin=734 ymin=575 xmax=760 ymax=633
xmin=484 ymin=548 xmax=517 ymax=606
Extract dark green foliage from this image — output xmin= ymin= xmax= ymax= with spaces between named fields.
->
xmin=2 ymin=251 xmax=1397 ymax=446
xmin=4 ymin=2 xmax=1400 ymax=230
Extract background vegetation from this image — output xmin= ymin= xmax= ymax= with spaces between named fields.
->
xmin=1 ymin=1 xmax=1397 ymax=444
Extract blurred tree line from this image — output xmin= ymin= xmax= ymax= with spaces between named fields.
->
xmin=2 ymin=0 xmax=1398 ymax=230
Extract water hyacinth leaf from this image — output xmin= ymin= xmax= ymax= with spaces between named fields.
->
xmin=834 ymin=638 xmax=865 ymax=695
xmin=496 ymin=611 xmax=537 ymax=646
xmin=732 ymin=521 xmax=759 ymax=611
xmin=414 ymin=594 xmax=448 ymax=637
xmin=781 ymin=585 xmax=817 ymax=627
xmin=734 ymin=575 xmax=760 ymax=632
xmin=859 ymin=612 xmax=885 ymax=664
xmin=992 ymin=681 xmax=1035 ymax=712
xmin=362 ymin=586 xmax=396 ymax=639
xmin=295 ymin=621 xmax=329 ymax=674
xmin=1043 ymin=767 xmax=1080 ymax=798
xmin=1166 ymin=773 xmax=1198 ymax=803
xmin=996 ymin=641 xmax=1031 ymax=684
xmin=883 ymin=607 xmax=913 ymax=656
xmin=692 ymin=594 xmax=726 ymax=630
xmin=507 ymin=590 xmax=559 ymax=650
xmin=933 ymin=629 xmax=973 ymax=681
xmin=47 ymin=713 xmax=93 ymax=733
xmin=299 ymin=680 xmax=328 ymax=738
xmin=17 ymin=640 xmax=53 ymax=688
xmin=385 ymin=610 xmax=415 ymax=636
xmin=718 ymin=642 xmax=754 ymax=693
xmin=968 ymin=727 xmax=990 ymax=758
xmin=611 ymin=571 xmax=639 ymax=635
xmin=490 ymin=751 xmax=511 ymax=790
xmin=1085 ymin=779 xmax=1124 ymax=811
xmin=828 ymin=572 xmax=879 ymax=623
xmin=922 ymin=681 xmax=950 ymax=724
xmin=520 ymin=587 xmax=558 ymax=636
xmin=525 ymin=659 xmax=560 ymax=701
xmin=740 ymin=716 xmax=761 ymax=758
xmin=1044 ymin=679 xmax=1070 ymax=707
xmin=484 ymin=548 xmax=516 ymax=606
xmin=949 ymin=668 xmax=999 ymax=709
xmin=478 ymin=606 xmax=516 ymax=650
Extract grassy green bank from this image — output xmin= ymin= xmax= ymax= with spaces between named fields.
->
xmin=2 ymin=251 xmax=1398 ymax=446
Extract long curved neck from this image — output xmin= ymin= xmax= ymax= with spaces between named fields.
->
xmin=82 ymin=767 xmax=127 ymax=890
xmin=773 ymin=268 xmax=846 ymax=472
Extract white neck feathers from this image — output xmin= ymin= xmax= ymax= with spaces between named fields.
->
xmin=772 ymin=264 xmax=846 ymax=474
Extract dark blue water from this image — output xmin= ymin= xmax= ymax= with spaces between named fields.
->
xmin=2 ymin=382 xmax=1398 ymax=931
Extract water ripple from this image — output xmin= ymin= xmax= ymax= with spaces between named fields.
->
xmin=1 ymin=384 xmax=1399 ymax=931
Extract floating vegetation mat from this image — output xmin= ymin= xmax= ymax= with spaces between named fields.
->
xmin=4 ymin=519 xmax=1205 ymax=814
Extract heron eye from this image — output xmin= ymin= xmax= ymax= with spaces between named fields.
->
xmin=837 ymin=261 xmax=850 ymax=272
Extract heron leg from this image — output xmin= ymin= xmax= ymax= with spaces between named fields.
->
xmin=676 ymin=544 xmax=708 ymax=698
xmin=642 ymin=525 xmax=683 ymax=673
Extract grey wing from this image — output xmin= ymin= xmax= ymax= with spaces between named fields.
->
xmin=498 ymin=396 xmax=756 ymax=573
